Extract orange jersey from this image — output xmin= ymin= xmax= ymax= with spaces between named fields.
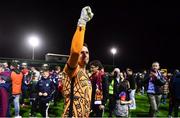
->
xmin=62 ymin=68 xmax=92 ymax=117
xmin=11 ymin=71 xmax=23 ymax=95
xmin=62 ymin=26 xmax=92 ymax=118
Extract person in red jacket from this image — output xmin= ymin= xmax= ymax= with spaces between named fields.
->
xmin=89 ymin=60 xmax=108 ymax=117
xmin=0 ymin=63 xmax=11 ymax=117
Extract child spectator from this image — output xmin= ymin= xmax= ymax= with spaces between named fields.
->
xmin=36 ymin=69 xmax=55 ymax=117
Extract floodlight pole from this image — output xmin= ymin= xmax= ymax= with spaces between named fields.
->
xmin=111 ymin=48 xmax=117 ymax=68
xmin=32 ymin=47 xmax=35 ymax=60
xmin=113 ymin=53 xmax=115 ymax=67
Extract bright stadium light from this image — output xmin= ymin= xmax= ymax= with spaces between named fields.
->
xmin=111 ymin=48 xmax=117 ymax=55
xmin=28 ymin=35 xmax=40 ymax=60
xmin=110 ymin=47 xmax=117 ymax=67
xmin=28 ymin=36 xmax=39 ymax=48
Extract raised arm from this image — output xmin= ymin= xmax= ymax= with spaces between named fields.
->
xmin=63 ymin=6 xmax=94 ymax=78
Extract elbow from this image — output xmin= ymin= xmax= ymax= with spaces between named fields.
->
xmin=70 ymin=52 xmax=80 ymax=61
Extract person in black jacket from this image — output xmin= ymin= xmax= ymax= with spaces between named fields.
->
xmin=168 ymin=69 xmax=179 ymax=117
xmin=171 ymin=72 xmax=180 ymax=117
xmin=36 ymin=69 xmax=55 ymax=117
xmin=144 ymin=62 xmax=166 ymax=117
xmin=89 ymin=60 xmax=108 ymax=117
xmin=29 ymin=70 xmax=39 ymax=117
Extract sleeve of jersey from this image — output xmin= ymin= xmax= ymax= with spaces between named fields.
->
xmin=63 ymin=26 xmax=86 ymax=78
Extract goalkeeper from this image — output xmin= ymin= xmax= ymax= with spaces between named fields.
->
xmin=62 ymin=6 xmax=94 ymax=117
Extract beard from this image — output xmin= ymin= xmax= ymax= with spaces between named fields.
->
xmin=78 ymin=58 xmax=89 ymax=67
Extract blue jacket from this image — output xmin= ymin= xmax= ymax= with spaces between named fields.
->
xmin=144 ymin=70 xmax=166 ymax=95
xmin=36 ymin=77 xmax=55 ymax=102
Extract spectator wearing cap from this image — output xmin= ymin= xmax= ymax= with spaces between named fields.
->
xmin=10 ymin=62 xmax=23 ymax=117
xmin=0 ymin=64 xmax=11 ymax=117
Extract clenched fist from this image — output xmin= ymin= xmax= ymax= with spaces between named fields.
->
xmin=78 ymin=6 xmax=94 ymax=27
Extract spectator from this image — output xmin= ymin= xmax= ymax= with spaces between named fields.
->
xmin=114 ymin=71 xmax=132 ymax=117
xmin=36 ymin=69 xmax=55 ymax=117
xmin=171 ymin=71 xmax=180 ymax=117
xmin=20 ymin=63 xmax=30 ymax=107
xmin=50 ymin=66 xmax=62 ymax=106
xmin=30 ymin=67 xmax=40 ymax=80
xmin=126 ymin=68 xmax=137 ymax=109
xmin=144 ymin=62 xmax=166 ymax=117
xmin=168 ymin=69 xmax=179 ymax=117
xmin=29 ymin=71 xmax=39 ymax=117
xmin=3 ymin=62 xmax=10 ymax=72
xmin=160 ymin=69 xmax=169 ymax=105
xmin=89 ymin=60 xmax=108 ymax=117
xmin=10 ymin=62 xmax=23 ymax=117
xmin=108 ymin=68 xmax=121 ymax=117
xmin=0 ymin=63 xmax=11 ymax=117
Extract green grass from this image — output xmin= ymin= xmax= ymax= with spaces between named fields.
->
xmin=10 ymin=94 xmax=179 ymax=117
xmin=130 ymin=94 xmax=169 ymax=117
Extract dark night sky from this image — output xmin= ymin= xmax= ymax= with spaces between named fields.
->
xmin=0 ymin=0 xmax=180 ymax=70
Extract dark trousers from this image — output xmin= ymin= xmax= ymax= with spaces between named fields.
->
xmin=0 ymin=88 xmax=8 ymax=117
xmin=90 ymin=105 xmax=103 ymax=117
xmin=20 ymin=87 xmax=28 ymax=105
xmin=108 ymin=94 xmax=115 ymax=117
xmin=168 ymin=96 xmax=175 ymax=116
xmin=7 ymin=94 xmax=14 ymax=117
xmin=53 ymin=86 xmax=59 ymax=105
xmin=30 ymin=98 xmax=38 ymax=116
xmin=39 ymin=101 xmax=50 ymax=117
xmin=174 ymin=98 xmax=180 ymax=117
xmin=161 ymin=93 xmax=167 ymax=104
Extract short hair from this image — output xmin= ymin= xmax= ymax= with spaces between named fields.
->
xmin=152 ymin=61 xmax=160 ymax=65
xmin=89 ymin=60 xmax=103 ymax=70
xmin=55 ymin=66 xmax=61 ymax=70
xmin=42 ymin=69 xmax=49 ymax=73
xmin=126 ymin=68 xmax=133 ymax=72
xmin=83 ymin=43 xmax=88 ymax=48
xmin=114 ymin=68 xmax=120 ymax=73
